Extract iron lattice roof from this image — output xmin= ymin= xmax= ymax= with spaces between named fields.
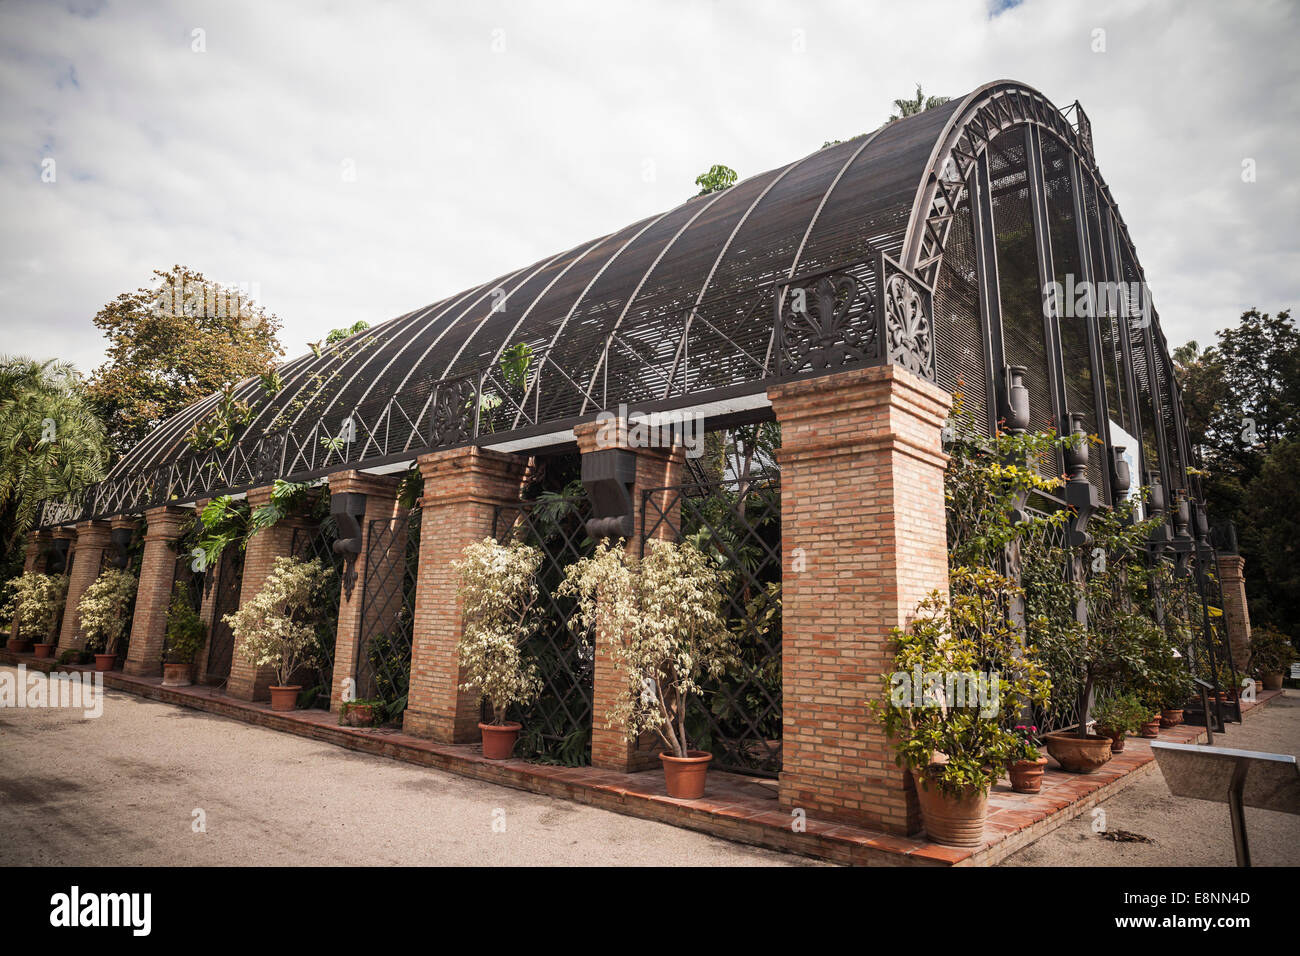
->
xmin=42 ymin=80 xmax=1184 ymax=525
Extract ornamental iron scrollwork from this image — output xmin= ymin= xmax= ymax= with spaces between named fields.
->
xmin=256 ymin=431 xmax=286 ymax=484
xmin=777 ymin=271 xmax=875 ymax=374
xmin=882 ymin=268 xmax=935 ymax=380
xmin=429 ymin=374 xmax=478 ymax=447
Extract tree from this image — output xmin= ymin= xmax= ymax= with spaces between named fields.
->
xmin=694 ymin=164 xmax=737 ymax=196
xmin=87 ymin=266 xmax=284 ymax=459
xmin=888 ymin=84 xmax=951 ymax=123
xmin=0 ymin=357 xmax=108 ymax=557
xmin=823 ymin=84 xmax=951 ymax=147
xmin=1175 ymin=307 xmax=1300 ymax=633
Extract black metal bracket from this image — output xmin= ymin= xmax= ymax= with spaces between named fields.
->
xmin=331 ymin=492 xmax=367 ymax=601
xmin=110 ymin=526 xmax=133 ymax=570
xmin=581 ymin=448 xmax=637 ymax=540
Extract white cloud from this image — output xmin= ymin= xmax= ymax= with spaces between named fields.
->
xmin=1 ymin=0 xmax=1296 ymax=375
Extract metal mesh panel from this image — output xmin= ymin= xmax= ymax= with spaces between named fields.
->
xmin=492 ymin=495 xmax=596 ymax=765
xmin=1042 ymin=134 xmax=1104 ymax=496
xmin=1018 ymin=511 xmax=1084 ymax=734
xmin=988 ymin=128 xmax=1058 ymax=475
xmin=640 ymin=474 xmax=783 ymax=777
xmin=932 ymin=185 xmax=988 ymax=435
xmin=290 ymin=521 xmax=343 ymax=709
xmin=356 ymin=510 xmax=419 ymax=717
xmin=204 ymin=548 xmax=243 ymax=683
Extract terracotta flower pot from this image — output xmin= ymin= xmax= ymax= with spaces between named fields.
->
xmin=161 ymin=662 xmax=193 ymax=687
xmin=33 ymin=643 xmax=54 ymax=659
xmin=1159 ymin=708 xmax=1183 ymax=728
xmin=913 ymin=769 xmax=988 ymax=847
xmin=1261 ymin=672 xmax=1284 ymax=691
xmin=343 ymin=703 xmax=376 ymax=727
xmin=8 ymin=639 xmax=31 ymax=653
xmin=1138 ymin=715 xmax=1161 ymax=738
xmin=94 ymin=654 xmax=116 ymax=672
xmin=1094 ymin=724 xmax=1127 ymax=753
xmin=269 ymin=685 xmax=302 ymax=712
xmin=660 ymin=750 xmax=713 ymax=799
xmin=1007 ymin=756 xmax=1048 ymax=794
xmin=1044 ymin=731 xmax=1113 ymax=773
xmin=479 ymin=721 xmax=522 ymax=760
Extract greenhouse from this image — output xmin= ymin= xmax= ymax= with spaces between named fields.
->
xmin=18 ymin=80 xmax=1249 ymax=837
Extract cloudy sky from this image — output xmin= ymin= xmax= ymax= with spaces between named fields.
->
xmin=1 ymin=0 xmax=1297 ymax=376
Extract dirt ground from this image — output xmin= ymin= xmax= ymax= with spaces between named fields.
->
xmin=4 ymin=665 xmax=1295 ymax=867
xmin=0 ymin=667 xmax=816 ymax=867
xmin=1001 ymin=690 xmax=1300 ymax=866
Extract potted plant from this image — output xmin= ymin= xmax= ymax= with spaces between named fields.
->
xmin=875 ymin=569 xmax=1050 ymax=846
xmin=224 ymin=556 xmax=330 ymax=712
xmin=1007 ymin=724 xmax=1048 ymax=794
xmin=77 ymin=567 xmax=137 ymax=671
xmin=1032 ymin=501 xmax=1169 ymax=773
xmin=1092 ymin=693 xmax=1146 ymax=753
xmin=563 ymin=537 xmax=735 ymax=798
xmin=1248 ymin=624 xmax=1294 ymax=691
xmin=162 ymin=582 xmax=206 ymax=686
xmin=339 ymin=697 xmax=384 ymax=728
xmin=453 ymin=538 xmax=545 ymax=759
xmin=1 ymin=572 xmax=68 ymax=655
xmin=1158 ymin=665 xmax=1195 ymax=728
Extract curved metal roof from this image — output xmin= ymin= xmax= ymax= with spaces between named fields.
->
xmin=40 ymin=79 xmax=1192 ymax=526
xmin=108 ymin=95 xmax=963 ymax=482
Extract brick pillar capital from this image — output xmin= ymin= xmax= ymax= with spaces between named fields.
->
xmin=327 ymin=469 xmax=403 ymax=499
xmin=110 ymin=514 xmax=141 ymax=532
xmin=142 ymin=504 xmax=190 ymax=541
xmin=1218 ymin=552 xmax=1245 ymax=582
xmin=73 ymin=519 xmax=113 ymax=547
xmin=52 ymin=526 xmax=76 ymax=542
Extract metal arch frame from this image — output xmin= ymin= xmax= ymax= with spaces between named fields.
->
xmin=904 ymin=79 xmax=1188 ymax=498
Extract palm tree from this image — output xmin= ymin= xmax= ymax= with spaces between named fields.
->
xmin=887 ymin=84 xmax=951 ymax=124
xmin=0 ymin=357 xmax=109 ymax=552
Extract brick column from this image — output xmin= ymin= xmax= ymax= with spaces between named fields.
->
xmin=327 ymin=471 xmax=403 ymax=712
xmin=123 ymin=505 xmax=190 ymax=677
xmin=57 ymin=520 xmax=113 ymax=653
xmin=1217 ymin=554 xmax=1252 ymax=673
xmin=769 ymin=364 xmax=952 ymax=835
xmin=226 ymin=486 xmax=311 ymax=701
xmin=22 ymin=530 xmax=51 ymax=573
xmin=404 ymin=446 xmax=526 ymax=742
xmin=574 ymin=418 xmax=685 ymax=772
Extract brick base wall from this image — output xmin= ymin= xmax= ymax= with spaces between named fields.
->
xmin=768 ymin=364 xmax=952 ymax=834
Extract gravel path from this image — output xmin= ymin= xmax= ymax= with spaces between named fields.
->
xmin=0 ymin=666 xmax=817 ymax=866
xmin=1001 ymin=690 xmax=1300 ymax=866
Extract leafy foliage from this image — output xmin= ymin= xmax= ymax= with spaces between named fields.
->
xmin=163 ymin=582 xmax=206 ymax=664
xmin=873 ymin=569 xmax=1050 ymax=798
xmin=0 ymin=357 xmax=108 ymax=552
xmin=1 ymin=571 xmax=68 ymax=643
xmin=694 ymin=164 xmax=737 ymax=196
xmin=1247 ymin=623 xmax=1295 ymax=676
xmin=453 ymin=538 xmax=544 ymax=725
xmin=1174 ymin=308 xmax=1300 ymax=629
xmin=76 ymin=567 xmax=137 ymax=654
xmin=223 ymin=556 xmax=331 ymax=687
xmin=86 ymin=266 xmax=283 ymax=459
xmin=561 ymin=538 xmax=736 ymax=758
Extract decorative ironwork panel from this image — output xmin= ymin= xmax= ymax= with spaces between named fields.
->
xmin=357 ymin=509 xmax=421 ymax=719
xmin=204 ymin=548 xmax=243 ymax=683
xmin=774 ymin=262 xmax=878 ymax=376
xmin=492 ymin=494 xmax=596 ymax=765
xmin=641 ymin=472 xmax=783 ymax=777
xmin=291 ymin=520 xmax=343 ymax=709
